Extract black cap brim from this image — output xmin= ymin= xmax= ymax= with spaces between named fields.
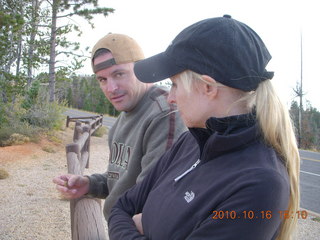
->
xmin=134 ymin=52 xmax=185 ymax=83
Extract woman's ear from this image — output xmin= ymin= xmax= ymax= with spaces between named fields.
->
xmin=201 ymin=75 xmax=218 ymax=99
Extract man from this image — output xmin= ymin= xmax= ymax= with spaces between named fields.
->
xmin=53 ymin=33 xmax=186 ymax=220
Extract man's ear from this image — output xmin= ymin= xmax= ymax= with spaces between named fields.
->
xmin=201 ymin=75 xmax=218 ymax=99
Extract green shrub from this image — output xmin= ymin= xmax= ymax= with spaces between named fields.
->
xmin=23 ymin=97 xmax=66 ymax=131
xmin=1 ymin=96 xmax=27 ymax=128
xmin=2 ymin=133 xmax=30 ymax=146
xmin=21 ymin=80 xmax=40 ymax=110
xmin=42 ymin=146 xmax=56 ymax=153
xmin=0 ymin=168 xmax=9 ymax=179
xmin=47 ymin=131 xmax=63 ymax=144
xmin=92 ymin=126 xmax=108 ymax=137
xmin=0 ymin=121 xmax=41 ymax=146
xmin=0 ymin=94 xmax=66 ymax=146
xmin=0 ymin=126 xmax=12 ymax=144
xmin=0 ymin=102 xmax=9 ymax=127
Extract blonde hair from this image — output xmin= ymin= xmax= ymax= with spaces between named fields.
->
xmin=175 ymin=70 xmax=300 ymax=240
xmin=173 ymin=70 xmax=217 ymax=93
xmin=253 ymin=80 xmax=300 ymax=240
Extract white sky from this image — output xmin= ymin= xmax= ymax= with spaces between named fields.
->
xmin=72 ymin=0 xmax=320 ymax=110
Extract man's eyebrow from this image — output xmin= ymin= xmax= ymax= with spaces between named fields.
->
xmin=93 ymin=58 xmax=116 ymax=73
xmin=95 ymin=66 xmax=129 ymax=79
xmin=96 ymin=75 xmax=106 ymax=80
xmin=110 ymin=67 xmax=128 ymax=75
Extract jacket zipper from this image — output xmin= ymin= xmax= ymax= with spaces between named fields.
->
xmin=174 ymin=159 xmax=201 ymax=182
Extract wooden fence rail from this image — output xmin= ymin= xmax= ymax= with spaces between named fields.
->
xmin=66 ymin=114 xmax=103 ymax=128
xmin=65 ymin=115 xmax=107 ymax=240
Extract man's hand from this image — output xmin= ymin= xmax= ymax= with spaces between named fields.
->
xmin=53 ymin=174 xmax=90 ymax=199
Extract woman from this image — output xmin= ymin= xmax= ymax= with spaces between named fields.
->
xmin=108 ymin=15 xmax=300 ymax=240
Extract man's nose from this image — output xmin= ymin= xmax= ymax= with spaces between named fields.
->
xmin=104 ymin=79 xmax=118 ymax=93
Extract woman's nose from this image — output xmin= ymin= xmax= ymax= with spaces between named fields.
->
xmin=167 ymin=89 xmax=176 ymax=104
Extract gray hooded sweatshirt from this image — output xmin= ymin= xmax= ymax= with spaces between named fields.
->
xmin=87 ymin=85 xmax=186 ymax=219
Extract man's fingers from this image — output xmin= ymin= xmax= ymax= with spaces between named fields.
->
xmin=53 ymin=176 xmax=67 ymax=186
xmin=56 ymin=185 xmax=77 ymax=198
xmin=56 ymin=184 xmax=69 ymax=193
xmin=68 ymin=175 xmax=87 ymax=188
xmin=67 ymin=176 xmax=79 ymax=187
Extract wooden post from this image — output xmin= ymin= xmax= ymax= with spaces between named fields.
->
xmin=66 ymin=124 xmax=106 ymax=240
xmin=73 ymin=121 xmax=82 ymax=142
xmin=66 ymin=115 xmax=70 ymax=128
xmin=83 ymin=123 xmax=91 ymax=169
xmin=72 ymin=198 xmax=107 ymax=240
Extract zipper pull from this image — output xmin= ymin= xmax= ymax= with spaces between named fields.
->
xmin=174 ymin=159 xmax=201 ymax=182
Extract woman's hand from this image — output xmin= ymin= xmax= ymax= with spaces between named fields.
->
xmin=132 ymin=213 xmax=144 ymax=235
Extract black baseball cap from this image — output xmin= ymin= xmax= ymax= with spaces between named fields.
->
xmin=134 ymin=15 xmax=274 ymax=92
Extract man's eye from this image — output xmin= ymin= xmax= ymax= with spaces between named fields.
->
xmin=115 ymin=72 xmax=124 ymax=78
xmin=98 ymin=78 xmax=107 ymax=83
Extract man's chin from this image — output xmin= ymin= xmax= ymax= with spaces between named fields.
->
xmin=113 ymin=104 xmax=129 ymax=112
xmin=111 ymin=98 xmax=134 ymax=112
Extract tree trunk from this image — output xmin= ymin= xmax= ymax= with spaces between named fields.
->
xmin=0 ymin=74 xmax=8 ymax=103
xmin=298 ymin=33 xmax=303 ymax=148
xmin=4 ymin=29 xmax=16 ymax=74
xmin=15 ymin=35 xmax=22 ymax=76
xmin=27 ymin=0 xmax=41 ymax=88
xmin=49 ymin=0 xmax=59 ymax=102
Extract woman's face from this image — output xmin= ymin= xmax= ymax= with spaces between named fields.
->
xmin=167 ymin=77 xmax=210 ymax=128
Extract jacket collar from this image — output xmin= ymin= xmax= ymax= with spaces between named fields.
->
xmin=189 ymin=112 xmax=260 ymax=161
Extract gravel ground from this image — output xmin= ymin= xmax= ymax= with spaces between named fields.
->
xmin=0 ymin=128 xmax=108 ymax=240
xmin=0 ymin=128 xmax=319 ymax=240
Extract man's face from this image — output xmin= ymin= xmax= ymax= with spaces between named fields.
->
xmin=94 ymin=52 xmax=147 ymax=112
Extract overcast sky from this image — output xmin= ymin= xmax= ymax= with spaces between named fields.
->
xmin=71 ymin=0 xmax=319 ymax=110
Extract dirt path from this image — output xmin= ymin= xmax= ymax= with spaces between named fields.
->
xmin=0 ymin=128 xmax=319 ymax=239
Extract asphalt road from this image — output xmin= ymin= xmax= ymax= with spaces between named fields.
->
xmin=300 ymin=150 xmax=320 ymax=214
xmin=64 ymin=108 xmax=117 ymax=129
xmin=64 ymin=108 xmax=320 ymax=214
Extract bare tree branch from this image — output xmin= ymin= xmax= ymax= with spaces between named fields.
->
xmin=46 ymin=0 xmax=53 ymax=7
xmin=57 ymin=13 xmax=75 ymax=18
xmin=56 ymin=51 xmax=85 ymax=58
xmin=37 ymin=24 xmax=51 ymax=28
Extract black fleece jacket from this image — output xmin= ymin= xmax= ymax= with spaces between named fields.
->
xmin=108 ymin=113 xmax=290 ymax=240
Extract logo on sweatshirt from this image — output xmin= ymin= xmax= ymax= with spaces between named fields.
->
xmin=110 ymin=141 xmax=131 ymax=170
xmin=107 ymin=171 xmax=120 ymax=180
xmin=184 ymin=191 xmax=195 ymax=203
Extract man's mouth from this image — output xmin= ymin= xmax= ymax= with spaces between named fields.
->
xmin=111 ymin=94 xmax=125 ymax=102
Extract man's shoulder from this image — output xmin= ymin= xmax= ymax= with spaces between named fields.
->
xmin=148 ymin=85 xmax=169 ymax=99
xmin=147 ymin=85 xmax=174 ymax=112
